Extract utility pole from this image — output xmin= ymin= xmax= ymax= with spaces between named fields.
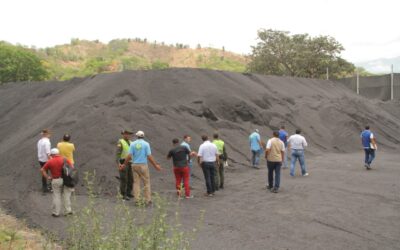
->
xmin=326 ymin=67 xmax=329 ymax=80
xmin=391 ymin=64 xmax=394 ymax=100
xmin=356 ymin=70 xmax=360 ymax=95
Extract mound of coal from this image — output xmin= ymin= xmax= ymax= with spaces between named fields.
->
xmin=0 ymin=68 xmax=399 ymax=207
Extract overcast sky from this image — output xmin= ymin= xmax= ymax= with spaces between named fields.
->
xmin=1 ymin=0 xmax=399 ymax=64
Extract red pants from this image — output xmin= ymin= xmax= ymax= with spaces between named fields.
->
xmin=173 ymin=166 xmax=190 ymax=197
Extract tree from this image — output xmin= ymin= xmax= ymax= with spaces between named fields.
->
xmin=247 ymin=29 xmax=355 ymax=79
xmin=0 ymin=42 xmax=48 ymax=84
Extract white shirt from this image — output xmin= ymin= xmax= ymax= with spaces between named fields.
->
xmin=37 ymin=137 xmax=51 ymax=162
xmin=266 ymin=138 xmax=285 ymax=151
xmin=198 ymin=141 xmax=218 ymax=162
xmin=287 ymin=134 xmax=308 ymax=150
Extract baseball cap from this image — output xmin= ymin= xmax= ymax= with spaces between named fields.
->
xmin=121 ymin=130 xmax=133 ymax=135
xmin=136 ymin=130 xmax=145 ymax=137
xmin=50 ymin=148 xmax=59 ymax=155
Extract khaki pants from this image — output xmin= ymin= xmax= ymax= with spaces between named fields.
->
xmin=51 ymin=178 xmax=73 ymax=216
xmin=132 ymin=164 xmax=151 ymax=203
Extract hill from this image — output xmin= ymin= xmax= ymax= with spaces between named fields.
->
xmin=0 ymin=69 xmax=399 ymax=249
xmin=33 ymin=39 xmax=248 ymax=80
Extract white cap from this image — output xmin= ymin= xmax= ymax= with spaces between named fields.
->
xmin=136 ymin=130 xmax=145 ymax=137
xmin=50 ymin=148 xmax=59 ymax=155
xmin=255 ymin=129 xmax=259 ymax=133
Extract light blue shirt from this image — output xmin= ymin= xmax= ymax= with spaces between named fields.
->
xmin=129 ymin=139 xmax=151 ymax=164
xmin=249 ymin=132 xmax=261 ymax=151
xmin=181 ymin=141 xmax=193 ymax=163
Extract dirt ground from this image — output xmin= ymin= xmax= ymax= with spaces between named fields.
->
xmin=5 ymin=151 xmax=399 ymax=250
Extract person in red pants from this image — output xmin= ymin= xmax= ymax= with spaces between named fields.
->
xmin=167 ymin=138 xmax=193 ymax=199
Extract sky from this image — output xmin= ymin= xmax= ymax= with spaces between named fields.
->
xmin=1 ymin=0 xmax=400 ymax=67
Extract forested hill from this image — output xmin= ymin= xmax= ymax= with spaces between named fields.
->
xmin=34 ymin=39 xmax=248 ymax=80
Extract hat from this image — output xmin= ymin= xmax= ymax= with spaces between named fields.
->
xmin=121 ymin=130 xmax=133 ymax=135
xmin=255 ymin=129 xmax=259 ymax=133
xmin=50 ymin=148 xmax=59 ymax=155
xmin=136 ymin=130 xmax=145 ymax=137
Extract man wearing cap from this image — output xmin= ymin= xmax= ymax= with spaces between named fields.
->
xmin=116 ymin=130 xmax=134 ymax=200
xmin=37 ymin=129 xmax=52 ymax=193
xmin=123 ymin=131 xmax=162 ymax=206
xmin=212 ymin=133 xmax=227 ymax=190
xmin=249 ymin=129 xmax=262 ymax=169
xmin=40 ymin=148 xmax=74 ymax=217
xmin=57 ymin=134 xmax=75 ymax=166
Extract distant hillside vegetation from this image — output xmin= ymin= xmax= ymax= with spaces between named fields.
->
xmin=34 ymin=39 xmax=248 ymax=80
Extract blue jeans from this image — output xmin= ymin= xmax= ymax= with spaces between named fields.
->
xmin=267 ymin=161 xmax=282 ymax=188
xmin=251 ymin=149 xmax=261 ymax=167
xmin=364 ymin=149 xmax=376 ymax=165
xmin=290 ymin=149 xmax=307 ymax=176
xmin=283 ymin=146 xmax=288 ymax=168
xmin=201 ymin=162 xmax=216 ymax=194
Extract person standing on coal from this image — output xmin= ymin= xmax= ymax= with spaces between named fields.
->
xmin=116 ymin=130 xmax=134 ymax=200
xmin=212 ymin=133 xmax=227 ymax=190
xmin=123 ymin=131 xmax=162 ymax=206
xmin=265 ymin=131 xmax=285 ymax=193
xmin=287 ymin=129 xmax=309 ymax=177
xmin=249 ymin=129 xmax=262 ymax=169
xmin=37 ymin=129 xmax=52 ymax=194
xmin=197 ymin=135 xmax=219 ymax=197
xmin=361 ymin=126 xmax=378 ymax=170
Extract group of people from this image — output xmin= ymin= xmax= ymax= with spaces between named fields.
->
xmin=250 ymin=126 xmax=309 ymax=193
xmin=37 ymin=125 xmax=377 ymax=217
xmin=37 ymin=129 xmax=75 ymax=217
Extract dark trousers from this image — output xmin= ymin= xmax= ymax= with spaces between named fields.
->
xmin=39 ymin=161 xmax=49 ymax=192
xmin=119 ymin=159 xmax=133 ymax=197
xmin=267 ymin=161 xmax=282 ymax=189
xmin=202 ymin=162 xmax=216 ymax=194
xmin=364 ymin=149 xmax=376 ymax=165
xmin=214 ymin=157 xmax=224 ymax=189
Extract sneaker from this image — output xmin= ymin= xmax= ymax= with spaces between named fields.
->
xmin=302 ymin=173 xmax=309 ymax=177
xmin=253 ymin=166 xmax=260 ymax=169
xmin=185 ymin=195 xmax=194 ymax=199
xmin=266 ymin=186 xmax=272 ymax=190
xmin=127 ymin=194 xmax=134 ymax=198
xmin=65 ymin=212 xmax=74 ymax=216
xmin=290 ymin=174 xmax=295 ymax=177
xmin=51 ymin=214 xmax=60 ymax=218
xmin=122 ymin=196 xmax=130 ymax=201
xmin=272 ymin=188 xmax=279 ymax=193
xmin=366 ymin=164 xmax=371 ymax=170
xmin=219 ymin=186 xmax=224 ymax=189
xmin=364 ymin=163 xmax=369 ymax=168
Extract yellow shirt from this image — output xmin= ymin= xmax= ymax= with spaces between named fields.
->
xmin=57 ymin=141 xmax=75 ymax=164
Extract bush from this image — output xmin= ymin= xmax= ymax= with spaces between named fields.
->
xmin=66 ymin=172 xmax=200 ymax=250
xmin=151 ymin=60 xmax=169 ymax=70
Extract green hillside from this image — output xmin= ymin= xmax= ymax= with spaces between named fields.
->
xmin=33 ymin=39 xmax=248 ymax=81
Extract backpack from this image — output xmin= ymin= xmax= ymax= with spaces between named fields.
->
xmin=62 ymin=158 xmax=79 ymax=188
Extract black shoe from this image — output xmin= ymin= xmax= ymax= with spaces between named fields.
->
xmin=122 ymin=196 xmax=130 ymax=201
xmin=127 ymin=194 xmax=134 ymax=198
xmin=219 ymin=186 xmax=224 ymax=189
xmin=51 ymin=214 xmax=60 ymax=218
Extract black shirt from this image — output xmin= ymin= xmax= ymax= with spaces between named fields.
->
xmin=167 ymin=145 xmax=190 ymax=167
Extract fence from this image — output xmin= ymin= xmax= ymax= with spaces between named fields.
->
xmin=337 ymin=73 xmax=400 ymax=101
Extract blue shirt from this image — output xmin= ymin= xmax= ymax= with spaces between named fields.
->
xmin=129 ymin=139 xmax=151 ymax=164
xmin=181 ymin=141 xmax=192 ymax=163
xmin=249 ymin=132 xmax=261 ymax=151
xmin=361 ymin=130 xmax=373 ymax=149
xmin=279 ymin=130 xmax=288 ymax=147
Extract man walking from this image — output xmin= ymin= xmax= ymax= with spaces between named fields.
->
xmin=37 ymin=129 xmax=52 ymax=193
xmin=167 ymin=138 xmax=192 ymax=199
xmin=278 ymin=126 xmax=289 ymax=168
xmin=212 ymin=133 xmax=227 ymax=190
xmin=287 ymin=129 xmax=309 ymax=177
xmin=197 ymin=135 xmax=219 ymax=197
xmin=181 ymin=135 xmax=196 ymax=186
xmin=123 ymin=131 xmax=161 ymax=206
xmin=116 ymin=130 xmax=134 ymax=200
xmin=249 ymin=129 xmax=262 ymax=169
xmin=265 ymin=131 xmax=285 ymax=193
xmin=361 ymin=126 xmax=378 ymax=170
xmin=40 ymin=148 xmax=74 ymax=217
xmin=57 ymin=134 xmax=75 ymax=166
